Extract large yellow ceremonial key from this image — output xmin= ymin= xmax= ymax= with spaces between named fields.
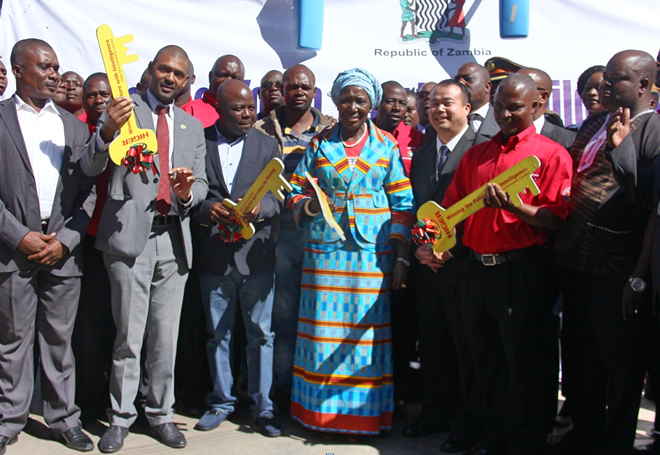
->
xmin=417 ymin=155 xmax=542 ymax=253
xmin=222 ymin=157 xmax=292 ymax=240
xmin=96 ymin=24 xmax=158 ymax=165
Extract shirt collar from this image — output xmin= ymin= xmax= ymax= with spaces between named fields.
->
xmin=202 ymin=89 xmax=217 ymax=105
xmin=435 ymin=124 xmax=469 ymax=153
xmin=281 ymin=108 xmax=319 ymax=136
xmin=146 ymin=89 xmax=174 ymax=118
xmin=533 ymin=115 xmax=546 ymax=134
xmin=494 ymin=123 xmax=536 ymax=150
xmin=473 ymin=102 xmax=490 ymax=119
xmin=14 ymin=93 xmax=61 ymax=116
xmin=215 ymin=123 xmax=246 ymax=146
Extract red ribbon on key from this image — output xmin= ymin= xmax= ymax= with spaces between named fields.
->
xmin=121 ymin=143 xmax=158 ymax=180
xmin=411 ymin=218 xmax=441 ymax=245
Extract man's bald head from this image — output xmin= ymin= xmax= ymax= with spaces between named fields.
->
xmin=601 ymin=50 xmax=656 ymax=116
xmin=10 ymin=38 xmax=53 ymax=67
xmin=209 ymin=55 xmax=245 ymax=97
xmin=454 ymin=62 xmax=491 ymax=110
xmin=493 ymin=73 xmax=538 ymax=140
xmin=215 ymin=79 xmax=256 ymax=142
xmin=283 ymin=64 xmax=315 ymax=87
xmin=518 ymin=67 xmax=552 ymax=119
xmin=258 ymin=69 xmax=284 ymax=115
xmin=153 ymin=45 xmax=190 ymax=69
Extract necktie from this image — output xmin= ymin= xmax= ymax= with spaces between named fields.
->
xmin=155 ymin=105 xmax=171 ymax=216
xmin=436 ymin=145 xmax=450 ymax=181
xmin=468 ymin=112 xmax=482 ymax=132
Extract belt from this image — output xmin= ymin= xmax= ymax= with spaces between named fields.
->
xmin=40 ymin=219 xmax=50 ymax=234
xmin=472 ymin=248 xmax=529 ymax=266
xmin=152 ymin=215 xmax=179 ymax=228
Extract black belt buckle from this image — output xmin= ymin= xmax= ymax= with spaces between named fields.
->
xmin=41 ymin=219 xmax=50 ymax=234
xmin=152 ymin=215 xmax=178 ymax=228
xmin=481 ymin=253 xmax=498 ymax=266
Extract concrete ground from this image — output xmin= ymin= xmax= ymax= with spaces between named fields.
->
xmin=7 ymin=397 xmax=658 ymax=455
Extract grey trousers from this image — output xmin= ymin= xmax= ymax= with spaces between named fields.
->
xmin=104 ymin=224 xmax=189 ymax=428
xmin=0 ymin=267 xmax=82 ymax=437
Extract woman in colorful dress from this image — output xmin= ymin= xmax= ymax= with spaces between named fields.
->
xmin=287 ymin=68 xmax=415 ymax=435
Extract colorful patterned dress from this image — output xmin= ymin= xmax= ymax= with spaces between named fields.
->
xmin=287 ymin=120 xmax=415 ymax=434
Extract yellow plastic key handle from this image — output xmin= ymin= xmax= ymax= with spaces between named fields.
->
xmin=417 ymin=155 xmax=542 ymax=253
xmin=304 ymin=171 xmax=346 ymax=241
xmin=96 ymin=24 xmax=158 ymax=165
xmin=221 ymin=157 xmax=293 ymax=240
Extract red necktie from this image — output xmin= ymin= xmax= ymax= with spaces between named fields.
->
xmin=155 ymin=105 xmax=171 ymax=216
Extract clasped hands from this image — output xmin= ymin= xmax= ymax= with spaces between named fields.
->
xmin=18 ymin=231 xmax=68 ymax=266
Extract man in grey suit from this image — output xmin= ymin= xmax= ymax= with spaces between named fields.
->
xmin=406 ymin=80 xmax=487 ymax=451
xmin=81 ymin=45 xmax=207 ymax=452
xmin=455 ymin=62 xmax=500 ymax=139
xmin=0 ymin=39 xmax=95 ymax=454
xmin=192 ymin=80 xmax=281 ymax=436
xmin=519 ymin=67 xmax=577 ymax=150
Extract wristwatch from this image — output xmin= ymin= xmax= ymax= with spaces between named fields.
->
xmin=629 ymin=277 xmax=647 ymax=293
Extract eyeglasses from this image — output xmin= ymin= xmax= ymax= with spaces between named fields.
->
xmin=416 ymin=91 xmax=431 ymax=100
xmin=261 ymin=81 xmax=283 ymax=90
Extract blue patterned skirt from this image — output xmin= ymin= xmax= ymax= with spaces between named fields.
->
xmin=291 ymin=240 xmax=394 ymax=434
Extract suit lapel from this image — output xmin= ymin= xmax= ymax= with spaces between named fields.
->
xmin=0 ymin=99 xmax=34 ymax=177
xmin=318 ymin=124 xmax=352 ymax=185
xmin=49 ymin=106 xmax=74 ymax=232
xmin=205 ymin=126 xmax=230 ymax=196
xmin=132 ymin=93 xmax=156 ymax=135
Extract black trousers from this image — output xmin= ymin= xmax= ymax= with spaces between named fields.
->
xmin=560 ymin=268 xmax=647 ymax=454
xmin=174 ymin=267 xmax=212 ymax=411
xmin=462 ymin=248 xmax=558 ymax=455
xmin=72 ymin=234 xmax=115 ymax=422
xmin=413 ymin=258 xmax=463 ymax=424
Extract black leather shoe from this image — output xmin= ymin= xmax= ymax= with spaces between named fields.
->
xmin=98 ymin=426 xmax=129 ymax=453
xmin=150 ymin=423 xmax=186 ymax=449
xmin=401 ymin=419 xmax=450 ymax=437
xmin=0 ymin=435 xmax=17 ymax=455
xmin=441 ymin=434 xmax=478 ymax=453
xmin=52 ymin=427 xmax=93 ymax=452
xmin=634 ymin=442 xmax=660 ymax=454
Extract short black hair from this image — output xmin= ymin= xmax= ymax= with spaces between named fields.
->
xmin=83 ymin=72 xmax=109 ymax=92
xmin=577 ymin=65 xmax=605 ymax=95
xmin=434 ymin=79 xmax=472 ymax=105
xmin=10 ymin=38 xmax=53 ymax=66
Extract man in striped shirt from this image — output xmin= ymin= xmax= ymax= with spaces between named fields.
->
xmin=252 ymin=64 xmax=332 ymax=413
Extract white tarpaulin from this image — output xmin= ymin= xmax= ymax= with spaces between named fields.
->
xmin=0 ymin=0 xmax=658 ymax=124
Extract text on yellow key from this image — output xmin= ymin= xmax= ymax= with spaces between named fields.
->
xmin=96 ymin=24 xmax=158 ymax=165
xmin=417 ymin=155 xmax=542 ymax=253
xmin=221 ymin=157 xmax=292 ymax=240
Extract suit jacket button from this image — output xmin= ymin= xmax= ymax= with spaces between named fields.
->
xmin=29 ymin=181 xmax=35 ymax=187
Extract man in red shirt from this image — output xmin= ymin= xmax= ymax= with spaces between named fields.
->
xmin=182 ymin=55 xmax=245 ymax=128
xmin=374 ymin=81 xmax=423 ymax=175
xmin=436 ymin=73 xmax=572 ymax=455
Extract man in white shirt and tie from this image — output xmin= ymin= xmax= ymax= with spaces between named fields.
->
xmin=0 ymin=38 xmax=96 ymax=454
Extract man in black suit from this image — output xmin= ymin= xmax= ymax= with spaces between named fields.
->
xmin=193 ymin=80 xmax=282 ymax=437
xmin=454 ymin=62 xmax=500 ymax=138
xmin=0 ymin=39 xmax=95 ymax=454
xmin=518 ymin=67 xmax=576 ymax=149
xmin=404 ymin=80 xmax=486 ymax=451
